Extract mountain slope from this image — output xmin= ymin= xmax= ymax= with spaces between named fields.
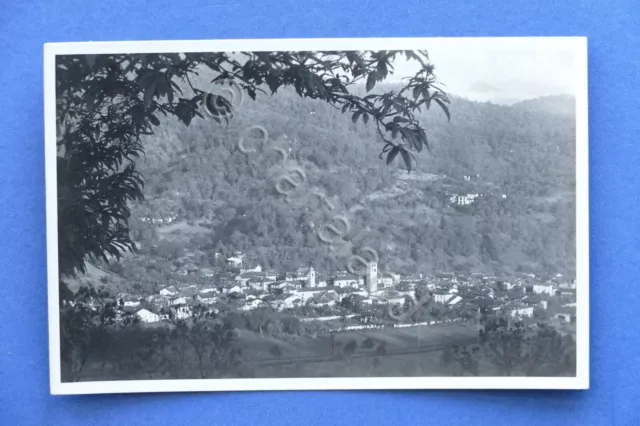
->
xmin=119 ymin=87 xmax=576 ymax=283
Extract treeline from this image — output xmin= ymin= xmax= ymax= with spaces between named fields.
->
xmin=440 ymin=318 xmax=576 ymax=377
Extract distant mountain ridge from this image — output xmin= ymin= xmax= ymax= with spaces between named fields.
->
xmin=469 ymin=81 xmax=501 ymax=93
xmin=512 ymin=95 xmax=576 ymax=116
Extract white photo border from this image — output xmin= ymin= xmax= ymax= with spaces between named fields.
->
xmin=44 ymin=37 xmax=589 ymax=395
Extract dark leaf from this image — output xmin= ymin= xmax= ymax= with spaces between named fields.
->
xmin=169 ymin=79 xmax=183 ymax=94
xmin=366 ymin=72 xmax=377 ymax=92
xmin=143 ymin=80 xmax=157 ymax=107
xmin=423 ymin=88 xmax=431 ymax=108
xmin=386 ymin=146 xmax=400 ymax=165
xmin=435 ymin=98 xmax=450 ymax=121
xmin=405 ymin=130 xmax=420 ymax=152
xmin=412 ymin=86 xmax=420 ymax=100
xmin=362 ymin=113 xmax=369 ymax=124
xmin=346 ymin=52 xmax=366 ymax=74
xmin=265 ymin=75 xmax=279 ymax=94
xmin=85 ymin=55 xmax=97 ymax=70
xmin=391 ymin=124 xmax=399 ymax=139
xmin=401 ymin=148 xmax=412 ymax=172
xmin=421 ymin=130 xmax=430 ymax=152
xmin=166 ymin=84 xmax=174 ymax=105
xmin=130 ymin=105 xmax=145 ymax=126
xmin=376 ymin=60 xmax=388 ymax=79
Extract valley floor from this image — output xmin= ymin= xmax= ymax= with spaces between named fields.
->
xmin=72 ymin=321 xmax=574 ymax=381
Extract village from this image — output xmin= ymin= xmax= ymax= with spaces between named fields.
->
xmin=101 ymin=252 xmax=577 ymax=330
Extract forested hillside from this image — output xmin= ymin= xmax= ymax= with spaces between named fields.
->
xmin=122 ymin=82 xmax=576 ymax=281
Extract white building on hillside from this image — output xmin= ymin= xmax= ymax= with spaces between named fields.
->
xmin=450 ymin=193 xmax=480 ymax=206
xmin=509 ymin=306 xmax=534 ymax=318
xmin=295 ymin=288 xmax=338 ymax=302
xmin=433 ymin=292 xmax=462 ymax=305
xmin=240 ymin=298 xmax=267 ymax=311
xmin=136 ymin=309 xmax=160 ymax=323
xmin=385 ymin=296 xmax=406 ymax=305
xmin=296 ymin=266 xmax=316 ymax=288
xmin=446 ymin=295 xmax=463 ymax=305
xmin=197 ymin=294 xmax=217 ymax=304
xmin=170 ymin=296 xmax=188 ymax=306
xmin=222 ymin=284 xmax=243 ymax=294
xmin=227 ymin=253 xmax=245 ymax=267
xmin=533 ymin=284 xmax=555 ymax=296
xmin=377 ymin=274 xmax=394 ymax=288
xmin=433 ymin=292 xmax=451 ymax=304
xmin=160 ymin=286 xmax=179 ymax=296
xmin=332 ymin=275 xmax=361 ymax=288
xmin=283 ymin=295 xmax=304 ymax=309
xmin=200 ymin=268 xmax=215 ymax=277
xmin=241 ymin=264 xmax=262 ymax=273
xmin=502 ymin=281 xmax=515 ymax=290
xmin=366 ymin=262 xmax=378 ymax=293
xmin=171 ymin=305 xmax=192 ymax=320
xmin=559 ymin=279 xmax=576 ymax=290
xmin=122 ymin=296 xmax=141 ymax=307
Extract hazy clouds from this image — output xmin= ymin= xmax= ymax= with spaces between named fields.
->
xmin=387 ymin=38 xmax=581 ymax=104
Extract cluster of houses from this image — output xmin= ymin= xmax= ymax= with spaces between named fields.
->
xmin=139 ymin=213 xmax=179 ymax=225
xmin=449 ymin=193 xmax=483 ymax=206
xmin=447 ymin=193 xmax=509 ymax=206
xmin=109 ymin=251 xmax=577 ymax=327
xmin=124 ymin=258 xmax=388 ymax=323
xmin=423 ymin=272 xmax=577 ymax=323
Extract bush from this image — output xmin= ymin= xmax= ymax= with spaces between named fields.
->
xmin=361 ymin=338 xmax=376 ymax=349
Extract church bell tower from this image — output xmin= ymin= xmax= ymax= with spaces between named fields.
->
xmin=308 ymin=266 xmax=316 ymax=288
xmin=366 ymin=261 xmax=378 ymax=293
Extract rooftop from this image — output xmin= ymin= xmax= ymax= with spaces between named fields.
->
xmin=468 ymin=297 xmax=497 ymax=307
xmin=332 ymin=275 xmax=360 ymax=281
xmin=296 ymin=287 xmax=335 ymax=293
xmin=558 ymin=306 xmax=576 ymax=315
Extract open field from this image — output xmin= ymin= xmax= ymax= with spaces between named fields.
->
xmin=234 ymin=322 xmax=480 ymax=364
xmin=253 ymin=347 xmax=494 ymax=378
xmin=73 ymin=322 xmax=482 ymax=381
xmin=71 ymin=320 xmax=575 ymax=381
xmin=220 ymin=322 xmax=485 ymax=378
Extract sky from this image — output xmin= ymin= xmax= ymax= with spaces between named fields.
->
xmin=384 ymin=38 xmax=581 ymax=104
xmin=205 ymin=40 xmax=581 ymax=105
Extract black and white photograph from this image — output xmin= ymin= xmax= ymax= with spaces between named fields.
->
xmin=45 ymin=37 xmax=589 ymax=394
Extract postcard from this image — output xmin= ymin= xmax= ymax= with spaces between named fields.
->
xmin=44 ymin=37 xmax=589 ymax=394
